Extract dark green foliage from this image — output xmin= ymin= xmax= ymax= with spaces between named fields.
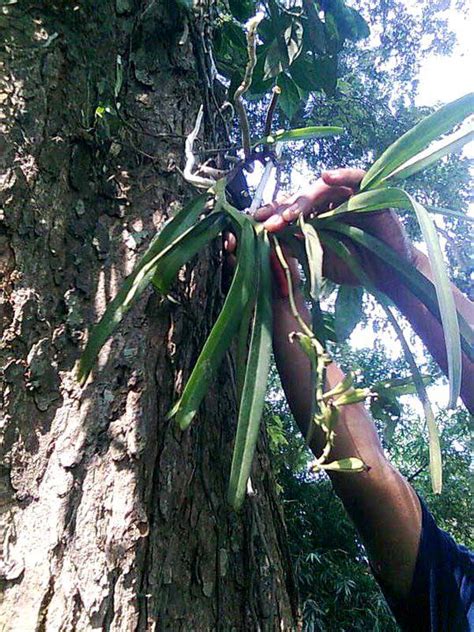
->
xmin=214 ymin=0 xmax=369 ymax=119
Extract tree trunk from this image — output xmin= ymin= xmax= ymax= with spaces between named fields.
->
xmin=0 ymin=2 xmax=299 ymax=630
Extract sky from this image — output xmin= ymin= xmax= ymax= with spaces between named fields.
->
xmin=416 ymin=6 xmax=474 ymax=108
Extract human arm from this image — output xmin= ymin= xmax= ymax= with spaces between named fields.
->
xmin=262 ymin=168 xmax=474 ymax=599
xmin=272 ymin=282 xmax=422 ymax=598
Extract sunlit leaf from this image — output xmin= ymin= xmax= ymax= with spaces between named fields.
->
xmin=406 ymin=194 xmax=461 ymax=408
xmin=360 ymin=93 xmax=474 ymax=191
xmin=317 ymin=231 xmax=443 ymax=492
xmin=386 ymin=126 xmax=474 ymax=182
xmin=381 ymin=303 xmax=442 ymax=493
xmin=320 ymin=223 xmax=473 ymax=362
xmin=228 ymin=232 xmax=273 ymax=510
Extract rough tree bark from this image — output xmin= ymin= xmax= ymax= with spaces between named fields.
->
xmin=0 ymin=2 xmax=299 ymax=630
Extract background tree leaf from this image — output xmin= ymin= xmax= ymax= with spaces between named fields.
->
xmin=334 ymin=285 xmax=364 ymax=342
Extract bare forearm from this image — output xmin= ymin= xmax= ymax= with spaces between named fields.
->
xmin=384 ymin=249 xmax=474 ymax=413
xmin=272 ymin=292 xmax=421 ymax=598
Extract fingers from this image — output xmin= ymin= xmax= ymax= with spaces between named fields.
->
xmin=255 ymin=170 xmax=364 ymax=235
xmin=322 ymin=168 xmax=366 ymax=189
xmin=254 ymin=192 xmax=289 ymax=221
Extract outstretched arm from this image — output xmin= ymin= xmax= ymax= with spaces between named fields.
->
xmin=261 ymin=168 xmax=474 ymax=598
xmin=257 ymin=168 xmax=474 ymax=414
xmin=272 ymin=271 xmax=422 ymax=599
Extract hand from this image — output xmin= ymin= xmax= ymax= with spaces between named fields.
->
xmin=255 ymin=168 xmax=417 ymax=290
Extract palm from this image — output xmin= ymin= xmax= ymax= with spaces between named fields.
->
xmin=255 ymin=169 xmax=414 ymax=289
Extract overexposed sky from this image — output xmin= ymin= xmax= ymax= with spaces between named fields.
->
xmin=416 ymin=6 xmax=474 ymax=107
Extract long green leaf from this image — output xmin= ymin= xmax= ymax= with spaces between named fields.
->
xmin=169 ymin=219 xmax=256 ymax=429
xmin=228 ymin=231 xmax=273 ymax=510
xmin=317 ymin=187 xmax=412 ymax=221
xmin=326 ymin=186 xmax=463 ymax=404
xmin=299 ymin=215 xmax=323 ymax=301
xmin=320 ymin=223 xmax=474 ymax=362
xmin=153 ymin=193 xmax=211 ymax=251
xmin=317 ymin=188 xmax=474 ymax=224
xmin=386 ymin=126 xmax=474 ymax=182
xmin=406 ymin=194 xmax=461 ymax=408
xmin=153 ymin=213 xmax=228 ymax=293
xmin=150 ymin=192 xmax=215 ymax=292
xmin=78 ymin=211 xmax=224 ymax=384
xmin=360 ymin=93 xmax=474 ymax=190
xmin=236 ymin=290 xmax=257 ymax=401
xmin=382 ymin=303 xmax=442 ymax=493
xmin=253 ymin=125 xmax=344 ymax=146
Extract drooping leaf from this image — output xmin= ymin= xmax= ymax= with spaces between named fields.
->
xmin=360 ymin=93 xmax=474 ymax=191
xmin=334 ymin=285 xmax=364 ymax=341
xmin=228 ymin=231 xmax=273 ymax=510
xmin=317 ymin=231 xmax=443 ymax=492
xmin=78 ymin=209 xmax=223 ymax=385
xmin=236 ymin=286 xmax=258 ymax=401
xmin=299 ymin=215 xmax=323 ymax=301
xmin=168 ymin=220 xmax=256 ymax=429
xmin=151 ymin=193 xmax=212 ymax=256
xmin=319 ymin=186 xmax=463 ymax=405
xmin=152 ymin=212 xmax=226 ymax=293
xmin=381 ymin=302 xmax=442 ymax=493
xmin=406 ymin=194 xmax=462 ymax=408
xmin=320 ymin=223 xmax=474 ymax=362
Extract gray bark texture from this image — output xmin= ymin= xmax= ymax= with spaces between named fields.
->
xmin=0 ymin=1 xmax=299 ymax=630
